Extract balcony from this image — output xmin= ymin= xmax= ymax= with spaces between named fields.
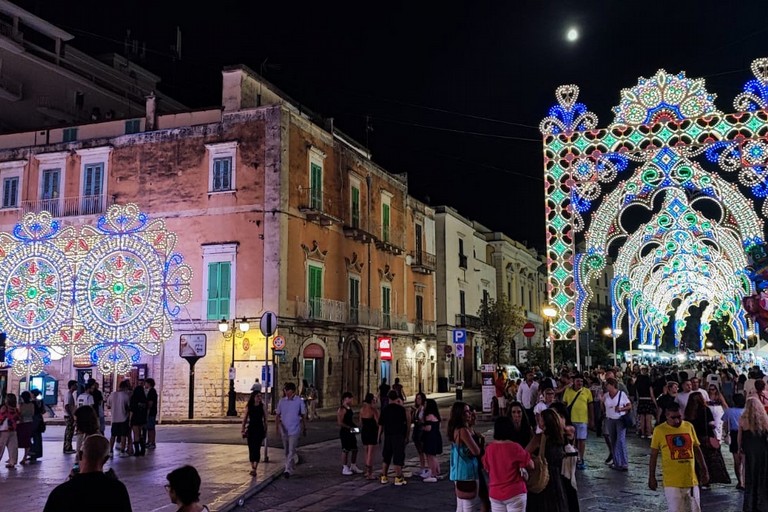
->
xmin=0 ymin=20 xmax=23 ymax=53
xmin=414 ymin=319 xmax=437 ymax=336
xmin=410 ymin=250 xmax=436 ymax=274
xmin=380 ymin=312 xmax=408 ymax=333
xmin=0 ymin=73 xmax=22 ymax=102
xmin=296 ymin=297 xmax=347 ymax=324
xmin=298 ymin=187 xmax=341 ymax=226
xmin=20 ymin=195 xmax=112 ymax=218
xmin=374 ymin=227 xmax=405 ymax=256
xmin=459 ymin=254 xmax=468 ymax=269
xmin=347 ymin=305 xmax=381 ymax=329
xmin=455 ymin=313 xmax=484 ymax=331
xmin=36 ymin=95 xmax=86 ymax=123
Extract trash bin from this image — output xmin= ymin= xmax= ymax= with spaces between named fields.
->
xmin=438 ymin=377 xmax=448 ymax=393
xmin=456 ymin=381 xmax=463 ymax=401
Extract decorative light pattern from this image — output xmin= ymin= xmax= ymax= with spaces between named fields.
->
xmin=543 ymin=58 xmax=768 ymax=343
xmin=734 ymin=58 xmax=768 ymax=112
xmin=1 ymin=204 xmax=192 ymax=376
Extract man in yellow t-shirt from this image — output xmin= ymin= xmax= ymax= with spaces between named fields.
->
xmin=648 ymin=402 xmax=709 ymax=512
xmin=563 ymin=375 xmax=593 ymax=469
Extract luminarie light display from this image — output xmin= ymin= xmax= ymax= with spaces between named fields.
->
xmin=541 ymin=58 xmax=768 ymax=348
xmin=2 ymin=204 xmax=192 ymax=376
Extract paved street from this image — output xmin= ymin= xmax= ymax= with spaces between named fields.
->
xmin=0 ymin=389 xmax=747 ymax=511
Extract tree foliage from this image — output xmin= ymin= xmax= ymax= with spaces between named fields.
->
xmin=478 ymin=296 xmax=526 ymax=366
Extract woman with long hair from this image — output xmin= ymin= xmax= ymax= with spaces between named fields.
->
xmin=684 ymin=391 xmax=730 ymax=486
xmin=359 ymin=392 xmax=379 ymax=480
xmin=739 ymin=396 xmax=768 ymax=511
xmin=17 ymin=391 xmax=35 ymax=464
xmin=411 ymin=392 xmax=427 ymax=478
xmin=241 ymin=391 xmax=267 ymax=476
xmin=448 ymin=401 xmax=481 ymax=512
xmin=482 ymin=416 xmax=533 ymax=512
xmin=507 ymin=401 xmax=532 ymax=449
xmin=602 ymin=377 xmax=631 ymax=471
xmin=526 ymin=408 xmax=569 ymax=512
xmin=0 ymin=393 xmax=21 ymax=468
xmin=421 ymin=398 xmax=442 ymax=482
xmin=706 ymin=384 xmax=728 ymax=441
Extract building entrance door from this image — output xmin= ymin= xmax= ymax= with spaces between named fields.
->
xmin=343 ymin=340 xmax=362 ymax=403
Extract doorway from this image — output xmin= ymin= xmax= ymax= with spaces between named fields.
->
xmin=343 ymin=340 xmax=363 ymax=403
xmin=416 ymin=352 xmax=426 ymax=393
xmin=380 ymin=360 xmax=391 ymax=386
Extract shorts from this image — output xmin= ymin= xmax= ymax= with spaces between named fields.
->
xmin=382 ymin=434 xmax=405 ymax=466
xmin=111 ymin=420 xmax=130 ymax=437
xmin=729 ymin=430 xmax=740 ymax=454
xmin=130 ymin=415 xmax=147 ymax=428
xmin=147 ymin=415 xmax=157 ymax=430
xmin=340 ymin=429 xmax=357 ymax=452
xmin=573 ymin=422 xmax=588 ymax=440
xmin=664 ymin=486 xmax=701 ymax=512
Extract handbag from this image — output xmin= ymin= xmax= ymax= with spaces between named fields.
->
xmin=708 ymin=436 xmax=721 ymax=450
xmin=38 ymin=419 xmax=46 ymax=434
xmin=527 ymin=434 xmax=550 ymax=494
xmin=618 ymin=391 xmax=635 ymax=429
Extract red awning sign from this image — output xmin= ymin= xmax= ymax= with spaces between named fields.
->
xmin=378 ymin=337 xmax=393 ymax=360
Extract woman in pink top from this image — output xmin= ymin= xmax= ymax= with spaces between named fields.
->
xmin=482 ymin=416 xmax=534 ymax=512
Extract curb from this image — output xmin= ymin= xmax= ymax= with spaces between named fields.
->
xmin=215 ymin=452 xmax=302 ymax=512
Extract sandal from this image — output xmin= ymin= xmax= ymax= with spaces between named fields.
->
xmin=249 ymin=469 xmax=258 ymax=476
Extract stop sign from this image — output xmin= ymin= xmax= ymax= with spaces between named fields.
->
xmin=522 ymin=322 xmax=536 ymax=338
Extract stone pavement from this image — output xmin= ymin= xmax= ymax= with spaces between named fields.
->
xmin=0 ymin=434 xmax=287 ymax=512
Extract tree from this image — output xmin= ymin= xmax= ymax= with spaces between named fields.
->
xmin=478 ymin=296 xmax=526 ymax=366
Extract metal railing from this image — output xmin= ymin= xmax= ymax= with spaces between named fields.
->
xmin=455 ymin=313 xmax=484 ymax=331
xmin=0 ymin=20 xmax=23 ymax=43
xmin=21 ymin=195 xmax=110 ymax=217
xmin=348 ymin=305 xmax=380 ymax=328
xmin=382 ymin=312 xmax=408 ymax=332
xmin=412 ymin=251 xmax=436 ymax=270
xmin=296 ymin=297 xmax=347 ymax=324
xmin=414 ymin=319 xmax=437 ymax=335
xmin=298 ymin=187 xmax=336 ymax=215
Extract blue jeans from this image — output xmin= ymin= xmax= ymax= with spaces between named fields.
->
xmin=607 ymin=417 xmax=628 ymax=468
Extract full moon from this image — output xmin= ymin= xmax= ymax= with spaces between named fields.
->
xmin=566 ymin=27 xmax=579 ymax=42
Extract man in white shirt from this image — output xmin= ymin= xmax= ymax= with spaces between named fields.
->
xmin=675 ymin=380 xmax=692 ymax=412
xmin=689 ymin=377 xmax=708 ymax=400
xmin=534 ymin=388 xmax=556 ymax=434
xmin=516 ymin=371 xmax=539 ymax=427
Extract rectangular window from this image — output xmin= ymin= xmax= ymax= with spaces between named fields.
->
xmin=382 ymin=286 xmax=391 ymax=329
xmin=597 ymin=295 xmax=601 ymax=307
xmin=206 ymin=261 xmax=231 ymax=320
xmin=2 ymin=177 xmax=18 ymax=208
xmin=351 ymin=185 xmax=360 ymax=228
xmin=308 ymin=265 xmax=323 ymax=317
xmin=382 ymin=202 xmax=390 ymax=242
xmin=212 ymin=157 xmax=232 ymax=192
xmin=310 ymin=162 xmax=322 ymax=210
xmin=416 ymin=295 xmax=424 ymax=321
xmin=82 ymin=163 xmax=104 ymax=215
xmin=125 ymin=119 xmax=141 ymax=134
xmin=415 ymin=224 xmax=423 ymax=255
xmin=528 ymin=289 xmax=533 ymax=311
xmin=459 ymin=290 xmax=466 ymax=316
xmin=63 ymin=128 xmax=78 ymax=143
xmin=349 ymin=277 xmax=360 ymax=323
xmin=42 ymin=169 xmax=60 ymax=215
xmin=520 ymin=286 xmax=525 ymax=305
xmin=507 ymin=282 xmax=512 ymax=302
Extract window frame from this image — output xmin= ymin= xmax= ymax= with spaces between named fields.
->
xmin=381 ymin=191 xmax=393 ymax=242
xmin=307 ymin=261 xmax=324 ymax=317
xmin=349 ymin=275 xmax=361 ymax=323
xmin=125 ymin=119 xmax=142 ymax=135
xmin=76 ymin=147 xmax=112 ymax=215
xmin=206 ymin=141 xmax=238 ymax=195
xmin=201 ymin=243 xmax=237 ymax=321
xmin=0 ymin=160 xmax=25 ymax=210
xmin=308 ymin=147 xmax=326 ymax=211
xmin=35 ymin=152 xmax=68 ymax=216
xmin=381 ymin=283 xmax=392 ymax=329
xmin=350 ymin=175 xmax=361 ymax=228
xmin=62 ymin=127 xmax=78 ymax=143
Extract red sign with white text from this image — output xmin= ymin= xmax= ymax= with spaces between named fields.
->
xmin=378 ymin=337 xmax=393 ymax=360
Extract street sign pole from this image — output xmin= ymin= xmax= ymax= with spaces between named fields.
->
xmin=263 ymin=333 xmax=270 ymax=463
xmin=185 ymin=356 xmax=200 ymax=419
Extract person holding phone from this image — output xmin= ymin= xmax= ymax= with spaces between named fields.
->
xmin=338 ymin=392 xmax=363 ymax=476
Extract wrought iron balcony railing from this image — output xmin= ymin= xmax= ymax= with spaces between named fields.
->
xmin=20 ymin=195 xmax=112 ymax=218
xmin=296 ymin=297 xmax=347 ymax=324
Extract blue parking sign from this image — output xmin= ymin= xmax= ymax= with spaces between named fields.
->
xmin=453 ymin=329 xmax=466 ymax=344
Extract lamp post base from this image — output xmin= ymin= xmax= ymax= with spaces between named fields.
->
xmin=226 ymin=380 xmax=238 ymax=417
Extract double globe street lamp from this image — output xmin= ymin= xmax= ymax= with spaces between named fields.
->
xmin=219 ymin=317 xmax=251 ymax=416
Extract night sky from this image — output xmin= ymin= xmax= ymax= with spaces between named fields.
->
xmin=13 ymin=0 xmax=768 ymax=250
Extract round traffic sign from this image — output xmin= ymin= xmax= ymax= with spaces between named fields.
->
xmin=522 ymin=322 xmax=536 ymax=338
xmin=443 ymin=345 xmax=453 ymax=354
xmin=272 ymin=335 xmax=286 ymax=350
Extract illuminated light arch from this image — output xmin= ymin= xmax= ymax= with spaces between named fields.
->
xmin=542 ymin=59 xmax=768 ymax=344
xmin=3 ymin=204 xmax=192 ymax=375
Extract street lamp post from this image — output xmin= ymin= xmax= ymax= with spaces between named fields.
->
xmin=603 ymin=327 xmax=623 ymax=368
xmin=542 ymin=306 xmax=557 ymax=373
xmin=219 ymin=317 xmax=251 ymax=417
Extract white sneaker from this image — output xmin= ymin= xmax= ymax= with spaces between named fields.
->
xmin=350 ymin=464 xmax=364 ymax=474
xmin=342 ymin=465 xmax=354 ymax=476
xmin=423 ymin=476 xmax=438 ymax=483
xmin=418 ymin=468 xmax=429 ymax=478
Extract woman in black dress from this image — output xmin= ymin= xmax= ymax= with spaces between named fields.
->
xmin=421 ymin=398 xmax=443 ymax=482
xmin=739 ymin=396 xmax=768 ymax=512
xmin=526 ymin=408 xmax=569 ymax=512
xmin=684 ymin=391 xmax=731 ymax=486
xmin=508 ymin=401 xmax=532 ymax=449
xmin=359 ymin=393 xmax=379 ymax=480
xmin=241 ymin=391 xmax=267 ymax=476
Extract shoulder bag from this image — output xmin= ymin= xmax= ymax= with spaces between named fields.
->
xmin=527 ymin=434 xmax=550 ymax=493
xmin=566 ymin=388 xmax=584 ymax=417
xmin=618 ymin=391 xmax=635 ymax=429
xmin=450 ymin=430 xmax=479 ymax=500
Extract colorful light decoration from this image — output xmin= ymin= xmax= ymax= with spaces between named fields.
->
xmin=542 ymin=58 xmax=768 ymax=344
xmin=2 ymin=204 xmax=192 ymax=376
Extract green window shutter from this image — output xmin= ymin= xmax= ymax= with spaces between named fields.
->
xmin=206 ymin=263 xmax=220 ymax=319
xmin=219 ymin=262 xmax=231 ymax=318
xmin=308 ymin=265 xmax=322 ymax=317
xmin=382 ymin=203 xmax=390 ymax=241
xmin=310 ymin=163 xmax=322 ymax=209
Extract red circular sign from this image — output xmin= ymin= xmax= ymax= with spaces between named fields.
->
xmin=444 ymin=345 xmax=453 ymax=354
xmin=522 ymin=322 xmax=536 ymax=337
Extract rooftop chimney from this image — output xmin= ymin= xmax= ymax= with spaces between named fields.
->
xmin=145 ymin=93 xmax=157 ymax=131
